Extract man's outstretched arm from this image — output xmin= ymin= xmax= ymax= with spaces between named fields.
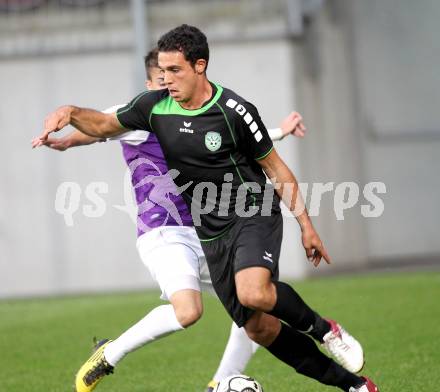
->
xmin=258 ymin=148 xmax=331 ymax=267
xmin=40 ymin=130 xmax=103 ymax=151
xmin=32 ymin=105 xmax=124 ymax=148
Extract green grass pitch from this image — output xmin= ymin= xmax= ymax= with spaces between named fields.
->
xmin=1 ymin=272 xmax=439 ymax=391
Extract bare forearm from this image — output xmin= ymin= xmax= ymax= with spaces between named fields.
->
xmin=260 ymin=150 xmax=313 ymax=231
xmin=69 ymin=106 xmax=124 ymax=138
xmin=259 ymin=150 xmax=330 ymax=265
xmin=63 ymin=130 xmax=103 ymax=148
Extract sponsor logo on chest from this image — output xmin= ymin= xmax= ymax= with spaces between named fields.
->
xmin=177 ymin=120 xmax=223 ymax=152
xmin=179 ymin=121 xmax=194 ymax=134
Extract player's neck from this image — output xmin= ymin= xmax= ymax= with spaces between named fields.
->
xmin=179 ymin=78 xmax=212 ymax=110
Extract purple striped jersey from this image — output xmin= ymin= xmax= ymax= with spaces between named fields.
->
xmin=105 ymin=105 xmax=193 ymax=237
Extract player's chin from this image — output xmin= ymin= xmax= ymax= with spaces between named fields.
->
xmin=169 ymin=90 xmax=181 ymax=99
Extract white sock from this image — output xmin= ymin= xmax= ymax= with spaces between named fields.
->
xmin=104 ymin=304 xmax=183 ymax=366
xmin=213 ymin=322 xmax=260 ymax=382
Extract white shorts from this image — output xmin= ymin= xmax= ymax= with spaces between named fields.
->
xmin=136 ymin=226 xmax=213 ymax=300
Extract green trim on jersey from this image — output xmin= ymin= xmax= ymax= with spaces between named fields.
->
xmin=215 ymin=102 xmax=236 ymax=147
xmin=114 ymin=112 xmax=125 ymax=130
xmin=229 ymin=153 xmax=257 ymax=207
xmin=255 ymin=146 xmax=274 ymax=161
xmin=148 ymin=96 xmax=169 ymax=131
xmin=116 ymin=90 xmax=151 ymax=118
xmin=151 ymin=83 xmax=223 ymax=117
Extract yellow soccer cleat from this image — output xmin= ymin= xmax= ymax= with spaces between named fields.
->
xmin=74 ymin=339 xmax=114 ymax=392
xmin=205 ymin=379 xmax=219 ymax=392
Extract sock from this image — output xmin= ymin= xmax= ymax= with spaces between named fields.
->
xmin=266 ymin=323 xmax=363 ymax=391
xmin=213 ymin=322 xmax=260 ymax=382
xmin=104 ymin=304 xmax=184 ymax=366
xmin=309 ymin=312 xmax=332 ymax=343
xmin=269 ymin=281 xmax=330 ymax=342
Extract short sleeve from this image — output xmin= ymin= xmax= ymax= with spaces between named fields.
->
xmin=234 ymin=101 xmax=274 ymax=160
xmin=107 ymin=130 xmax=149 ymax=143
xmin=116 ymin=91 xmax=156 ymax=131
xmin=102 ymin=104 xmax=126 ymax=114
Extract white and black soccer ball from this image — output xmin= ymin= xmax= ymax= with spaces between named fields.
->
xmin=214 ymin=374 xmax=264 ymax=392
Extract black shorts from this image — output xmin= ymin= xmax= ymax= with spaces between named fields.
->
xmin=200 ymin=212 xmax=283 ymax=327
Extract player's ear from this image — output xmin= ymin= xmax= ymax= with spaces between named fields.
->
xmin=195 ymin=59 xmax=207 ymax=74
xmin=146 ymin=79 xmax=152 ymax=90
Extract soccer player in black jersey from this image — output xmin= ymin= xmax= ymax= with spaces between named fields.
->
xmin=35 ymin=24 xmax=378 ymax=392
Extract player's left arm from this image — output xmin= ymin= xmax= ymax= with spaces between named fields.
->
xmin=232 ymin=101 xmax=328 ymax=266
xmin=268 ymin=111 xmax=307 ymax=141
xmin=258 ymin=149 xmax=331 ymax=267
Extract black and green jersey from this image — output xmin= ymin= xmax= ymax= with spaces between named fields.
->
xmin=116 ymin=82 xmax=280 ymax=241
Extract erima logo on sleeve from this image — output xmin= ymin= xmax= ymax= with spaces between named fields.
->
xmin=225 ymin=99 xmax=263 ymax=142
xmin=263 ymin=251 xmax=273 ymax=263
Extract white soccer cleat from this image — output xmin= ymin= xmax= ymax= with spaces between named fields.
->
xmin=322 ymin=319 xmax=364 ymax=373
xmin=349 ymin=376 xmax=379 ymax=392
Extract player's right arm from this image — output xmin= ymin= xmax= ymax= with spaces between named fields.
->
xmin=39 ymin=104 xmax=132 ymax=151
xmin=33 ymin=91 xmax=157 ymax=148
xmin=32 ymin=106 xmax=123 ymax=148
xmin=69 ymin=107 xmax=122 ymax=138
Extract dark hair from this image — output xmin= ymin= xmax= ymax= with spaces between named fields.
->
xmin=144 ymin=47 xmax=159 ymax=80
xmin=157 ymin=24 xmax=209 ymax=70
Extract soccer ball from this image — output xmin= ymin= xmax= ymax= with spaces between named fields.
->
xmin=214 ymin=374 xmax=264 ymax=392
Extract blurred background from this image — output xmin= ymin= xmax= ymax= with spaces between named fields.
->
xmin=1 ymin=0 xmax=439 ymax=298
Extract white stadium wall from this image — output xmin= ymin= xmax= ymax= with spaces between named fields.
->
xmin=1 ymin=0 xmax=439 ymax=298
xmin=351 ymin=0 xmax=440 ymax=261
xmin=294 ymin=0 xmax=440 ymax=269
xmin=0 ymin=53 xmax=151 ymax=297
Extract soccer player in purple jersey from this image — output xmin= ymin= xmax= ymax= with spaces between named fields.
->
xmin=36 ymin=48 xmax=307 ymax=392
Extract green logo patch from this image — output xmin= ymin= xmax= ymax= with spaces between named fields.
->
xmin=205 ymin=131 xmax=222 ymax=152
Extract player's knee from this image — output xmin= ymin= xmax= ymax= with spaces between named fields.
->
xmin=245 ymin=317 xmax=280 ymax=346
xmin=245 ymin=327 xmax=269 ymax=345
xmin=237 ymin=286 xmax=274 ymax=311
xmin=237 ymin=289 xmax=264 ymax=310
xmin=170 ymin=288 xmax=203 ymax=328
xmin=174 ymin=303 xmax=203 ymax=328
